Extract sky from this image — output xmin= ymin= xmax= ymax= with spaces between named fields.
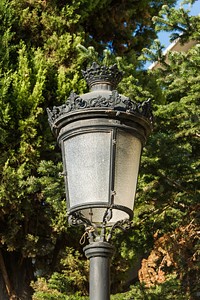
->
xmin=158 ymin=0 xmax=200 ymax=48
xmin=143 ymin=0 xmax=200 ymax=69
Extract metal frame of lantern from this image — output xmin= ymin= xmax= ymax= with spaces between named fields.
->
xmin=47 ymin=62 xmax=153 ymax=300
xmin=47 ymin=67 xmax=152 ymax=239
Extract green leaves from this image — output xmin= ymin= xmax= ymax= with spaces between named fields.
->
xmin=0 ymin=0 xmax=199 ymax=298
xmin=32 ymin=247 xmax=89 ymax=299
xmin=133 ymin=8 xmax=200 ymax=296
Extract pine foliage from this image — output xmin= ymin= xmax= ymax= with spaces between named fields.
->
xmin=1 ymin=0 xmax=199 ymax=299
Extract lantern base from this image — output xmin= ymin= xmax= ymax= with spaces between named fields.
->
xmin=68 ymin=210 xmax=133 ymax=244
xmin=68 ymin=204 xmax=133 ymax=227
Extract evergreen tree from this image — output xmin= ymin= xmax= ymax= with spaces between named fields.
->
xmin=32 ymin=3 xmax=200 ymax=300
xmin=123 ymin=3 xmax=200 ymax=299
xmin=0 ymin=0 xmax=178 ymax=299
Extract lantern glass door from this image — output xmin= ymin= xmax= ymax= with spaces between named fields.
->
xmin=63 ymin=131 xmax=112 ymax=211
xmin=114 ymin=130 xmax=142 ymax=212
xmin=79 ymin=130 xmax=142 ymax=225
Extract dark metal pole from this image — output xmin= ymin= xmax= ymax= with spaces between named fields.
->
xmin=84 ymin=241 xmax=114 ymax=300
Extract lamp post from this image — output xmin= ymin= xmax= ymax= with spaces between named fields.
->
xmin=47 ymin=62 xmax=152 ymax=300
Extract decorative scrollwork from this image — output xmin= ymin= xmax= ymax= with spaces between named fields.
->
xmin=68 ymin=212 xmax=99 ymax=244
xmin=68 ymin=209 xmax=133 ymax=245
xmin=47 ymin=90 xmax=153 ymax=129
xmin=68 ymin=211 xmax=92 ymax=227
xmin=47 ymin=62 xmax=153 ymax=133
xmin=47 ymin=91 xmax=87 ymax=126
xmin=122 ymin=98 xmax=153 ymax=121
xmin=107 ymin=218 xmax=133 ymax=242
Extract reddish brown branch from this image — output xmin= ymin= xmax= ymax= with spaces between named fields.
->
xmin=0 ymin=250 xmax=18 ymax=299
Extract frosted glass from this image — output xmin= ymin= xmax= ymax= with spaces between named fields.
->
xmin=64 ymin=132 xmax=111 ymax=209
xmin=80 ymin=207 xmax=129 ymax=225
xmin=80 ymin=208 xmax=109 ymax=224
xmin=114 ymin=130 xmax=142 ymax=211
xmin=80 ymin=130 xmax=142 ymax=225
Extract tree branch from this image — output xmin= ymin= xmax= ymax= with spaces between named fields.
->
xmin=0 ymin=250 xmax=18 ymax=300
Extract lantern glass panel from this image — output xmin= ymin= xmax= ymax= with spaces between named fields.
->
xmin=114 ymin=130 xmax=142 ymax=211
xmin=77 ymin=129 xmax=142 ymax=225
xmin=63 ymin=131 xmax=111 ymax=210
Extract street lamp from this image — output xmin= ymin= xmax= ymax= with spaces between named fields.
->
xmin=47 ymin=62 xmax=152 ymax=300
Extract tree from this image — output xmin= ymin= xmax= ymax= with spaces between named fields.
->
xmin=130 ymin=2 xmax=199 ymax=298
xmin=31 ymin=2 xmax=200 ymax=300
xmin=0 ymin=0 xmax=178 ymax=299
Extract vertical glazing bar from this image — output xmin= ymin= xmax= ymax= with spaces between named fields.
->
xmin=110 ymin=128 xmax=117 ymax=205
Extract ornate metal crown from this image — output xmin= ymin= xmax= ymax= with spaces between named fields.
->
xmin=82 ymin=62 xmax=123 ymax=88
xmin=47 ymin=62 xmax=153 ymax=136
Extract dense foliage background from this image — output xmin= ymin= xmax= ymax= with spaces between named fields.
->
xmin=0 ymin=0 xmax=199 ymax=299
